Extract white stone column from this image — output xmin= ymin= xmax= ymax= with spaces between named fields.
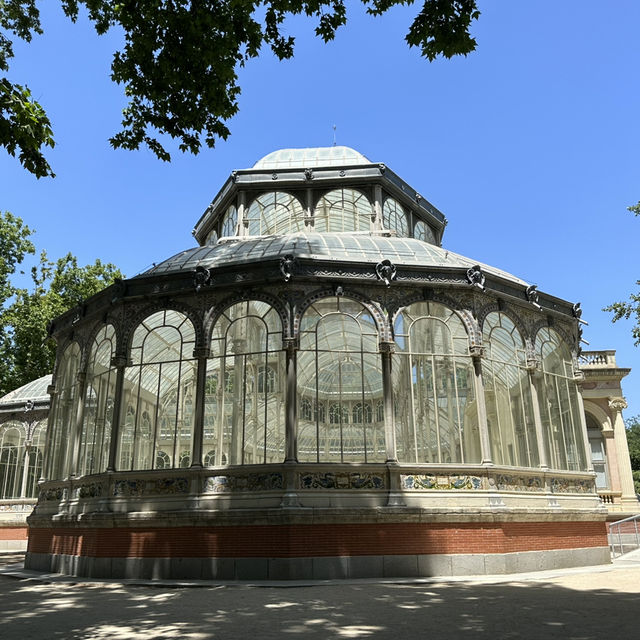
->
xmin=609 ymin=397 xmax=639 ymax=507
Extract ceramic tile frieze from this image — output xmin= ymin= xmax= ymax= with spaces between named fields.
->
xmin=494 ymin=474 xmax=544 ymax=492
xmin=203 ymin=473 xmax=283 ymax=493
xmin=550 ymin=477 xmax=594 ymax=494
xmin=299 ymin=472 xmax=385 ymax=490
xmin=401 ymin=474 xmax=484 ymax=490
xmin=73 ymin=482 xmax=105 ymax=499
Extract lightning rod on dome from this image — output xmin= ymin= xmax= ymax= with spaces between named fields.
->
xmin=333 ymin=124 xmax=337 ymax=146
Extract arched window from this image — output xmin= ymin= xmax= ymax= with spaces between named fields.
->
xmin=206 ymin=229 xmax=219 ymax=246
xmin=247 ymin=192 xmax=305 ymax=236
xmin=297 ymin=296 xmax=384 ymax=463
xmin=352 ymin=402 xmax=372 ymax=424
xmin=257 ymin=365 xmax=276 ymax=393
xmin=207 ymin=300 xmax=285 ymax=465
xmin=393 ymin=302 xmax=480 ymax=464
xmin=483 ymin=313 xmax=538 ymax=467
xmin=220 ymin=205 xmax=238 ymax=237
xmin=536 ymin=328 xmax=587 ymax=471
xmin=382 ymin=198 xmax=408 ymax=237
xmin=47 ymin=342 xmax=81 ymax=480
xmin=119 ymin=310 xmax=196 ymax=470
xmin=314 ymin=188 xmax=371 ymax=233
xmin=25 ymin=421 xmax=46 ymax=498
xmin=155 ymin=450 xmax=170 ymax=469
xmin=0 ymin=424 xmax=23 ymax=498
xmin=414 ymin=220 xmax=436 ymax=244
xmin=79 ymin=324 xmax=116 ymax=476
xmin=586 ymin=413 xmax=608 ymax=489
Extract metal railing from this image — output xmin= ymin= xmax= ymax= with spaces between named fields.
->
xmin=609 ymin=514 xmax=640 ymax=558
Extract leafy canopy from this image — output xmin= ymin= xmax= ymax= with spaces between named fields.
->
xmin=0 ymin=212 xmax=123 ymax=395
xmin=1 ymin=0 xmax=480 ymax=173
xmin=605 ymin=202 xmax=640 ymax=344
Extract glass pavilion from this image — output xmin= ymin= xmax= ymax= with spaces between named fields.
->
xmin=25 ymin=147 xmax=610 ymax=579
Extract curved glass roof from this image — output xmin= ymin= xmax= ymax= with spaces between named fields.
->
xmin=254 ymin=146 xmax=371 ymax=170
xmin=0 ymin=374 xmax=52 ymax=406
xmin=141 ymin=233 xmax=528 ymax=286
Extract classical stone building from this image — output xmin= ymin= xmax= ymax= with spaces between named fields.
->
xmin=12 ymin=146 xmax=639 ymax=578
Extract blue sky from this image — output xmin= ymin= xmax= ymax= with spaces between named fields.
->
xmin=2 ymin=2 xmax=640 ymax=416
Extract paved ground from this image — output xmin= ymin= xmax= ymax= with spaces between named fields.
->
xmin=1 ymin=551 xmax=639 ymax=640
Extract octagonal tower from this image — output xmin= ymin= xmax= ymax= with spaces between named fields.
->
xmin=25 ymin=147 xmax=608 ymax=580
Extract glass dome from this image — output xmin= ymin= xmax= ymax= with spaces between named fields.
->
xmin=254 ymin=146 xmax=371 ymax=170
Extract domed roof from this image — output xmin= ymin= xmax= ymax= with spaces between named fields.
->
xmin=141 ymin=233 xmax=528 ymax=287
xmin=253 ymin=146 xmax=371 ymax=170
xmin=0 ymin=374 xmax=52 ymax=408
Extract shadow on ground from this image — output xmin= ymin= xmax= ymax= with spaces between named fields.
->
xmin=1 ymin=554 xmax=637 ymax=640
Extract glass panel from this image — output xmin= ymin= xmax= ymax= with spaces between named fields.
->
xmin=79 ymin=325 xmax=116 ymax=476
xmin=247 ymin=192 xmax=305 ymax=236
xmin=207 ymin=301 xmax=285 ymax=465
xmin=0 ymin=424 xmax=24 ymax=498
xmin=220 ymin=205 xmax=238 ymax=237
xmin=483 ymin=312 xmax=538 ymax=467
xmin=297 ymin=297 xmax=384 ymax=463
xmin=535 ymin=328 xmax=587 ymax=471
xmin=414 ymin=220 xmax=436 ymax=243
xmin=119 ymin=311 xmax=196 ymax=470
xmin=48 ymin=342 xmax=82 ymax=479
xmin=393 ymin=301 xmax=480 ymax=464
xmin=382 ymin=198 xmax=409 ymax=237
xmin=314 ymin=188 xmax=372 ymax=233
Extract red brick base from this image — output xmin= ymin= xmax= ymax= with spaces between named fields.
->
xmin=0 ymin=526 xmax=28 ymax=541
xmin=28 ymin=521 xmax=608 ymax=559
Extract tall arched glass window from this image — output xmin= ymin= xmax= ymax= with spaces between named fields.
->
xmin=483 ymin=313 xmax=538 ymax=467
xmin=25 ymin=421 xmax=46 ymax=498
xmin=414 ymin=220 xmax=436 ymax=244
xmin=207 ymin=301 xmax=285 ymax=466
xmin=47 ymin=342 xmax=81 ymax=479
xmin=247 ymin=192 xmax=305 ymax=236
xmin=382 ymin=198 xmax=408 ymax=237
xmin=297 ymin=297 xmax=384 ymax=463
xmin=118 ymin=310 xmax=196 ymax=470
xmin=220 ymin=205 xmax=238 ymax=237
xmin=0 ymin=423 xmax=23 ymax=498
xmin=536 ymin=328 xmax=587 ymax=471
xmin=314 ymin=188 xmax=371 ymax=233
xmin=393 ymin=302 xmax=480 ymax=464
xmin=79 ymin=324 xmax=116 ymax=476
xmin=586 ymin=413 xmax=608 ymax=489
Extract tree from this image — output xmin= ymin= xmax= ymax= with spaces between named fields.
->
xmin=0 ymin=212 xmax=123 ymax=395
xmin=1 ymin=0 xmax=480 ymax=175
xmin=625 ymin=414 xmax=640 ymax=493
xmin=605 ymin=202 xmax=640 ymax=343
